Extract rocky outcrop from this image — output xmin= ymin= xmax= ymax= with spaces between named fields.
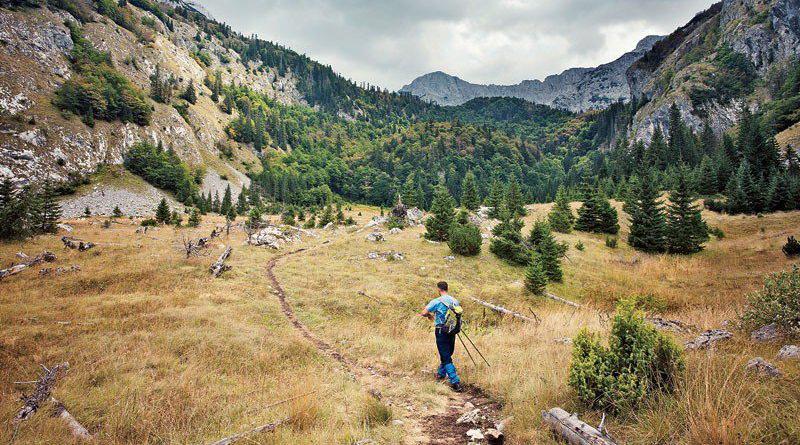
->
xmin=626 ymin=0 xmax=800 ymax=143
xmin=400 ymin=36 xmax=663 ymax=112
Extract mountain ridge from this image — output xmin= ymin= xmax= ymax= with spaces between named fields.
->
xmin=400 ymin=35 xmax=664 ymax=112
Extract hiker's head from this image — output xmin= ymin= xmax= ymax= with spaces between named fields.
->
xmin=437 ymin=281 xmax=448 ymax=295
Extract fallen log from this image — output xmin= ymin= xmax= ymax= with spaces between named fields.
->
xmin=542 ymin=407 xmax=616 ymax=445
xmin=544 ymin=292 xmax=582 ymax=308
xmin=0 ymin=251 xmax=56 ymax=280
xmin=467 ymin=297 xmax=536 ymax=323
xmin=61 ymin=237 xmax=95 ymax=251
xmin=51 ymin=397 xmax=92 ymax=440
xmin=209 ymin=246 xmax=232 ymax=278
xmin=207 ymin=418 xmax=287 ymax=445
xmin=14 ymin=362 xmax=69 ymax=423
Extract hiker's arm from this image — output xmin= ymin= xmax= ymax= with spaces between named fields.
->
xmin=418 ymin=309 xmax=433 ymax=320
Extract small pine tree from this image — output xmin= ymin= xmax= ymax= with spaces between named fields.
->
xmin=83 ymin=206 xmax=91 ymax=218
xmin=505 ymin=179 xmax=526 ymax=217
xmin=525 ymin=253 xmax=548 ymax=295
xmin=487 ymin=179 xmax=504 ymax=219
xmin=155 ymin=198 xmax=171 ymax=224
xmin=188 ymin=207 xmax=201 ymax=227
xmin=180 ymin=80 xmax=197 ymax=104
xmin=282 ymin=207 xmax=296 ymax=226
xmin=318 ymin=204 xmax=334 ymax=227
xmin=113 ymin=206 xmax=123 ymax=218
xmin=460 ymin=170 xmax=479 ymax=211
xmin=548 ymin=187 xmax=574 ymax=233
xmin=401 ymin=174 xmax=418 ymax=208
xmin=424 ymin=185 xmax=456 ymax=241
xmin=666 ymin=169 xmax=709 ymax=254
xmin=575 ymin=186 xmax=598 ymax=232
xmin=489 ymin=208 xmax=529 ymax=266
xmin=237 ymin=186 xmax=249 ymax=214
xmin=220 ymin=185 xmax=233 ymax=216
xmin=532 ymin=222 xmax=564 ymax=282
xmin=595 ymin=193 xmax=620 ymax=235
xmin=35 ymin=179 xmax=61 ymax=234
xmin=448 ymin=210 xmax=482 ymax=256
xmin=0 ymin=179 xmax=26 ymax=240
xmin=212 ymin=191 xmax=221 ymax=213
xmin=625 ymin=172 xmax=667 ymax=253
xmin=171 ymin=210 xmax=182 ymax=227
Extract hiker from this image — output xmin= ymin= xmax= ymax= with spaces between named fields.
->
xmin=419 ymin=281 xmax=463 ymax=392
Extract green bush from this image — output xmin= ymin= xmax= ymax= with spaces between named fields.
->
xmin=605 ymin=236 xmax=618 ymax=249
xmin=140 ymin=218 xmax=158 ymax=227
xmin=123 ymin=141 xmax=198 ymax=203
xmin=569 ymin=301 xmax=684 ymax=412
xmin=448 ymin=213 xmax=482 ymax=256
xmin=740 ymin=266 xmax=800 ymax=336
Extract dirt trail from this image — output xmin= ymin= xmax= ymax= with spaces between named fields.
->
xmin=266 ymin=249 xmax=504 ymax=444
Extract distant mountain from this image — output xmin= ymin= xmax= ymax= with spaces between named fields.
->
xmin=400 ymin=35 xmax=663 ymax=113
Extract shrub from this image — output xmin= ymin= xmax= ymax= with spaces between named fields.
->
xmin=112 ymin=206 xmax=123 ymax=218
xmin=783 ymin=236 xmax=800 ymax=258
xmin=524 ymin=254 xmax=547 ymax=295
xmin=740 ymin=266 xmax=800 ymax=336
xmin=140 ymin=218 xmax=158 ymax=227
xmin=708 ymin=226 xmax=725 ymax=239
xmin=605 ymin=236 xmax=618 ymax=249
xmin=569 ymin=300 xmax=685 ymax=412
xmin=575 ymin=241 xmax=585 ymax=251
xmin=387 ymin=216 xmax=406 ymax=230
xmin=448 ymin=212 xmax=482 ymax=256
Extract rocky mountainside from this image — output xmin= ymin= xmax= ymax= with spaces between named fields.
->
xmin=400 ymin=35 xmax=663 ymax=113
xmin=0 ymin=1 xmax=302 ymax=196
xmin=626 ymin=0 xmax=800 ymax=143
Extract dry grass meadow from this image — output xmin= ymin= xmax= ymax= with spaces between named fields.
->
xmin=1 ymin=202 xmax=799 ymax=444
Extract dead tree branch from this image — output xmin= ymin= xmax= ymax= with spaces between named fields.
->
xmin=0 ymin=251 xmax=56 ymax=281
xmin=209 ymin=246 xmax=232 ymax=278
xmin=51 ymin=397 xmax=92 ymax=440
xmin=542 ymin=407 xmax=616 ymax=445
xmin=544 ymin=292 xmax=582 ymax=308
xmin=206 ymin=418 xmax=288 ymax=445
xmin=466 ymin=296 xmax=537 ymax=323
xmin=14 ymin=362 xmax=69 ymax=424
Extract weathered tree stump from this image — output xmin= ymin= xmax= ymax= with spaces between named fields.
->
xmin=0 ymin=251 xmax=56 ymax=280
xmin=61 ymin=237 xmax=95 ymax=251
xmin=210 ymin=246 xmax=232 ymax=278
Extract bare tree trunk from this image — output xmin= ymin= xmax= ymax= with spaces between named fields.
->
xmin=51 ymin=397 xmax=92 ymax=440
xmin=542 ymin=408 xmax=616 ymax=445
xmin=61 ymin=237 xmax=95 ymax=251
xmin=0 ymin=251 xmax=57 ymax=280
xmin=544 ymin=292 xmax=582 ymax=308
xmin=209 ymin=246 xmax=232 ymax=278
xmin=206 ymin=418 xmax=287 ymax=445
xmin=466 ymin=296 xmax=536 ymax=323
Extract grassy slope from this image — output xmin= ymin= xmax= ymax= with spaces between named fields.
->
xmin=1 ymin=205 xmax=799 ymax=444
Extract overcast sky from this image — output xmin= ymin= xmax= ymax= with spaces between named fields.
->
xmin=199 ymin=0 xmax=716 ymax=91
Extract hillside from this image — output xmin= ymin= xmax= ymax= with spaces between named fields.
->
xmin=400 ymin=36 xmax=663 ymax=113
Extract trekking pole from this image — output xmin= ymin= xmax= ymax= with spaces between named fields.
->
xmin=457 ymin=333 xmax=478 ymax=367
xmin=461 ymin=329 xmax=491 ymax=367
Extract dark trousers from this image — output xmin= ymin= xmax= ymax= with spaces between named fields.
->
xmin=435 ymin=326 xmax=460 ymax=384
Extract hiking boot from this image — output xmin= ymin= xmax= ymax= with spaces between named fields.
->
xmin=435 ymin=374 xmax=446 ymax=381
xmin=450 ymin=382 xmax=464 ymax=392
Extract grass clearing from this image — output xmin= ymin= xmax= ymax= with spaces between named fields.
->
xmin=1 ymin=203 xmax=799 ymax=444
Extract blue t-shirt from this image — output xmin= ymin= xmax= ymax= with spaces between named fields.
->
xmin=426 ymin=294 xmax=460 ymax=326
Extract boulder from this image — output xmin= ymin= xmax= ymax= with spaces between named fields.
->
xmin=366 ymin=232 xmax=385 ymax=242
xmin=751 ymin=323 xmax=781 ymax=342
xmin=777 ymin=345 xmax=800 ymax=360
xmin=444 ymin=255 xmax=455 ymax=262
xmin=249 ymin=225 xmax=301 ymax=249
xmin=364 ymin=216 xmax=388 ymax=229
xmin=746 ymin=357 xmax=782 ymax=377
xmin=685 ymin=329 xmax=733 ymax=350
xmin=406 ymin=207 xmax=424 ymax=226
xmin=56 ymin=223 xmax=73 ymax=233
xmin=647 ymin=317 xmax=693 ymax=333
xmin=457 ymin=408 xmax=482 ymax=425
xmin=389 ymin=227 xmax=402 ymax=234
xmin=367 ymin=251 xmax=404 ymax=261
xmin=466 ymin=429 xmax=484 ymax=441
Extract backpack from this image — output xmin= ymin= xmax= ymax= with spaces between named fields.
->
xmin=440 ymin=297 xmax=463 ymax=335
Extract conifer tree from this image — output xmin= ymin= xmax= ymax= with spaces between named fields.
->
xmin=318 ymin=204 xmax=334 ymax=227
xmin=237 ymin=186 xmax=249 ymax=214
xmin=188 ymin=207 xmax=201 ymax=227
xmin=537 ymin=229 xmax=564 ymax=282
xmin=34 ymin=179 xmax=61 ymax=234
xmin=666 ymin=169 xmax=709 ymax=254
xmin=548 ymin=187 xmax=574 ymax=233
xmin=424 ymin=185 xmax=456 ymax=241
xmin=525 ymin=254 xmax=548 ymax=295
xmin=487 ymin=179 xmax=504 ymax=219
xmin=180 ymin=80 xmax=197 ymax=104
xmin=505 ymin=179 xmax=526 ymax=217
xmin=726 ymin=161 xmax=756 ymax=214
xmin=0 ymin=179 xmax=28 ymax=240
xmin=696 ymin=155 xmax=718 ymax=195
xmin=528 ymin=218 xmax=551 ymax=248
xmin=595 ymin=192 xmax=620 ymax=235
xmin=448 ymin=210 xmax=482 ymax=256
xmin=625 ymin=172 xmax=667 ymax=253
xmin=460 ymin=170 xmax=479 ymax=211
xmin=155 ymin=198 xmax=171 ymax=224
xmin=220 ymin=185 xmax=233 ymax=216
xmin=401 ymin=174 xmax=418 ymax=208
xmin=212 ymin=191 xmax=221 ymax=213
xmin=489 ymin=208 xmax=529 ymax=266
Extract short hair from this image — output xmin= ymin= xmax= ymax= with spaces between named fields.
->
xmin=437 ymin=281 xmax=448 ymax=292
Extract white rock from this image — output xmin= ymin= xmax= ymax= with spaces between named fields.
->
xmin=751 ymin=323 xmax=781 ymax=342
xmin=685 ymin=329 xmax=733 ymax=350
xmin=777 ymin=345 xmax=800 ymax=360
xmin=457 ymin=408 xmax=481 ymax=425
xmin=444 ymin=255 xmax=455 ymax=261
xmin=389 ymin=227 xmax=402 ymax=234
xmin=465 ymin=429 xmax=484 ymax=440
xmin=746 ymin=357 xmax=782 ymax=377
xmin=366 ymin=232 xmax=385 ymax=242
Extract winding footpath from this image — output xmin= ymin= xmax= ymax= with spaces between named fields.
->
xmin=266 ymin=248 xmax=503 ymax=444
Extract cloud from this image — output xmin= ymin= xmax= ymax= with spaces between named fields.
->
xmin=198 ymin=0 xmax=717 ymax=90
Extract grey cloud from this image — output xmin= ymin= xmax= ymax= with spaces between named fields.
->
xmin=199 ymin=0 xmax=717 ymax=90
